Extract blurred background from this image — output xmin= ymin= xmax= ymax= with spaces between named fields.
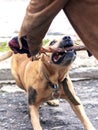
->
xmin=0 ymin=0 xmax=78 ymax=42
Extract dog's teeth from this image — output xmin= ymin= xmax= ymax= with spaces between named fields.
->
xmin=54 ymin=55 xmax=61 ymax=62
xmin=54 ymin=59 xmax=57 ymax=62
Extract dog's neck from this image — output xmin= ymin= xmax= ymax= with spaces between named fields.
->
xmin=40 ymin=54 xmax=71 ymax=84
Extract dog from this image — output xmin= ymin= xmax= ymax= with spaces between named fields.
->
xmin=0 ymin=36 xmax=96 ymax=130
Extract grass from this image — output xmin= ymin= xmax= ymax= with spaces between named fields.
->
xmin=42 ymin=39 xmax=50 ymax=46
xmin=0 ymin=42 xmax=10 ymax=52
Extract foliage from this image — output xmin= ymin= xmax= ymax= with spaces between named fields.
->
xmin=42 ymin=39 xmax=50 ymax=46
xmin=0 ymin=42 xmax=10 ymax=52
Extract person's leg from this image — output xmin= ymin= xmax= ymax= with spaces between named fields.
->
xmin=18 ymin=0 xmax=68 ymax=56
xmin=63 ymin=0 xmax=98 ymax=59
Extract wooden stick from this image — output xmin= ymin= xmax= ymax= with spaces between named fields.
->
xmin=40 ymin=45 xmax=87 ymax=53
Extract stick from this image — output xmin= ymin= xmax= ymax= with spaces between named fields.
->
xmin=40 ymin=45 xmax=87 ymax=53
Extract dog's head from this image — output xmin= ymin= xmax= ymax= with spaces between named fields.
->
xmin=49 ymin=36 xmax=76 ymax=66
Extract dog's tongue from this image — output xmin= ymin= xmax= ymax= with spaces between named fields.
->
xmin=54 ymin=53 xmax=59 ymax=61
xmin=52 ymin=52 xmax=63 ymax=63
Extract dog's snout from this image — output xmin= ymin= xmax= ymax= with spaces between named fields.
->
xmin=59 ymin=36 xmax=73 ymax=48
xmin=63 ymin=36 xmax=71 ymax=41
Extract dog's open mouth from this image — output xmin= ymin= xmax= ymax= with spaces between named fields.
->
xmin=52 ymin=52 xmax=66 ymax=63
xmin=51 ymin=49 xmax=76 ymax=65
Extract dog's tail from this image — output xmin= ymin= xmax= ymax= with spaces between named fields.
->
xmin=0 ymin=51 xmax=13 ymax=61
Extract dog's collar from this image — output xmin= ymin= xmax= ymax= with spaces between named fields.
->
xmin=42 ymin=66 xmax=59 ymax=90
xmin=41 ymin=63 xmax=59 ymax=91
xmin=42 ymin=63 xmax=61 ymax=99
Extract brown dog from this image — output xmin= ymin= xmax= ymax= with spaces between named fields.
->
xmin=0 ymin=36 xmax=96 ymax=130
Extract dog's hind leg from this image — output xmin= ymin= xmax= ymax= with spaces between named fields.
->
xmin=47 ymin=99 xmax=59 ymax=106
xmin=62 ymin=76 xmax=96 ymax=130
xmin=11 ymin=68 xmax=25 ymax=90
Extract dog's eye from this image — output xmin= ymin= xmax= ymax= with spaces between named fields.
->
xmin=49 ymin=40 xmax=56 ymax=46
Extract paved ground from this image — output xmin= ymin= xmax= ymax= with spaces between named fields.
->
xmin=0 ymin=80 xmax=98 ymax=130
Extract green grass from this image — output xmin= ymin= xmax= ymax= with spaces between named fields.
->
xmin=43 ymin=39 xmax=50 ymax=46
xmin=0 ymin=42 xmax=10 ymax=52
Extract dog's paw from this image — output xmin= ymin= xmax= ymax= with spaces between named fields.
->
xmin=47 ymin=99 xmax=59 ymax=106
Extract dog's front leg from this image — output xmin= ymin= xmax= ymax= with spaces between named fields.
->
xmin=70 ymin=101 xmax=96 ymax=130
xmin=62 ymin=77 xmax=96 ymax=130
xmin=28 ymin=87 xmax=42 ymax=130
xmin=29 ymin=105 xmax=42 ymax=130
